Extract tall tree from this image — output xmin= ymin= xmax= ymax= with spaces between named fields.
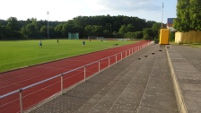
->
xmin=143 ymin=28 xmax=154 ymax=40
xmin=0 ymin=26 xmax=6 ymax=39
xmin=174 ymin=0 xmax=201 ymax=31
xmin=21 ymin=22 xmax=39 ymax=38
xmin=189 ymin=0 xmax=201 ymax=31
xmin=126 ymin=24 xmax=135 ymax=32
xmin=118 ymin=25 xmax=127 ymax=37
xmin=40 ymin=26 xmax=47 ymax=37
xmin=152 ymin=23 xmax=161 ymax=38
xmin=84 ymin=25 xmax=103 ymax=36
xmin=6 ymin=17 xmax=20 ymax=31
xmin=62 ymin=22 xmax=74 ymax=37
xmin=54 ymin=24 xmax=63 ymax=37
xmin=133 ymin=31 xmax=143 ymax=39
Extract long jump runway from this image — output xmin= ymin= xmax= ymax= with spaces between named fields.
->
xmin=0 ymin=40 xmax=150 ymax=113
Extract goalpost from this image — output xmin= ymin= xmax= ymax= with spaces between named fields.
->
xmin=68 ymin=32 xmax=79 ymax=39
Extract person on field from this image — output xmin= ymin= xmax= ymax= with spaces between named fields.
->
xmin=57 ymin=39 xmax=59 ymax=44
xmin=82 ymin=40 xmax=85 ymax=46
xmin=39 ymin=40 xmax=42 ymax=48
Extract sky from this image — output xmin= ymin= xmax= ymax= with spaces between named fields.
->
xmin=0 ymin=0 xmax=177 ymax=23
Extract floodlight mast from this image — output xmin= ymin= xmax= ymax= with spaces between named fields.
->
xmin=47 ymin=11 xmax=49 ymax=39
xmin=161 ymin=3 xmax=164 ymax=29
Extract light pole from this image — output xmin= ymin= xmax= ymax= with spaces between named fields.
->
xmin=161 ymin=2 xmax=164 ymax=29
xmin=47 ymin=11 xmax=49 ymax=39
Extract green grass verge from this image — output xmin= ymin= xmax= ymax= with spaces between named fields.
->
xmin=0 ymin=39 xmax=136 ymax=72
xmin=188 ymin=43 xmax=201 ymax=48
xmin=169 ymin=41 xmax=201 ymax=48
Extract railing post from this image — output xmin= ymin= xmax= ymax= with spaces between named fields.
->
xmin=128 ymin=50 xmax=129 ymax=56
xmin=121 ymin=52 xmax=123 ymax=60
xmin=131 ymin=48 xmax=132 ymax=54
xmin=84 ymin=65 xmax=86 ymax=82
xmin=61 ymin=74 xmax=63 ymax=95
xmin=116 ymin=54 xmax=117 ymax=64
xmin=99 ymin=61 xmax=101 ymax=73
xmin=19 ymin=89 xmax=23 ymax=113
xmin=127 ymin=50 xmax=128 ymax=56
xmin=132 ymin=48 xmax=133 ymax=54
xmin=108 ymin=57 xmax=110 ymax=66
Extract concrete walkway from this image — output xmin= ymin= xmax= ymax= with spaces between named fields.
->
xmin=166 ymin=45 xmax=201 ymax=113
xmin=28 ymin=44 xmax=179 ymax=113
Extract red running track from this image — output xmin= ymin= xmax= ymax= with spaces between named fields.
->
xmin=0 ymin=40 xmax=150 ymax=113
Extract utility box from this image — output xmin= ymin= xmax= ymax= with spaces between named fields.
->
xmin=159 ymin=29 xmax=170 ymax=45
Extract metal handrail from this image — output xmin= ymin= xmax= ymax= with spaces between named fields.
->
xmin=0 ymin=48 xmax=125 ymax=99
xmin=0 ymin=41 xmax=152 ymax=113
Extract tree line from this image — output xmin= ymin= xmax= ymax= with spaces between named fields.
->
xmin=0 ymin=15 xmax=162 ymax=40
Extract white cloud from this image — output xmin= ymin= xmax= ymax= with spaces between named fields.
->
xmin=97 ymin=0 xmax=160 ymax=12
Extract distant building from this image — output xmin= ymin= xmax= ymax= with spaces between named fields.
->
xmin=167 ymin=18 xmax=175 ymax=32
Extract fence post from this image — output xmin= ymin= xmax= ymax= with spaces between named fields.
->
xmin=61 ymin=74 xmax=64 ymax=95
xmin=19 ymin=89 xmax=23 ymax=113
xmin=99 ymin=61 xmax=101 ymax=73
xmin=84 ymin=65 xmax=86 ymax=82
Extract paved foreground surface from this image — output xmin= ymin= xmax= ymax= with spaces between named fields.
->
xmin=28 ymin=44 xmax=179 ymax=113
xmin=167 ymin=45 xmax=201 ymax=113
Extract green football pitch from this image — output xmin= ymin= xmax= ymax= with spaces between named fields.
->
xmin=0 ymin=39 xmax=136 ymax=72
